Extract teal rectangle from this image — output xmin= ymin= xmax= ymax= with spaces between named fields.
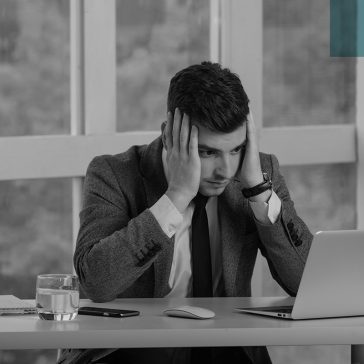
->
xmin=359 ymin=0 xmax=364 ymax=55
xmin=330 ymin=0 xmax=364 ymax=57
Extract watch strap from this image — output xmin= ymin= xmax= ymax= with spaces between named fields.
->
xmin=242 ymin=173 xmax=272 ymax=198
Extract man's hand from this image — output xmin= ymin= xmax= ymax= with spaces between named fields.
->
xmin=240 ymin=112 xmax=271 ymax=202
xmin=240 ymin=112 xmax=263 ymax=187
xmin=164 ymin=108 xmax=200 ymax=213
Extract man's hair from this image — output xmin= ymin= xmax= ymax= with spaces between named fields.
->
xmin=167 ymin=61 xmax=250 ymax=133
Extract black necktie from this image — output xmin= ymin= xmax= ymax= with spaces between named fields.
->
xmin=191 ymin=194 xmax=213 ymax=363
xmin=191 ymin=193 xmax=213 ymax=297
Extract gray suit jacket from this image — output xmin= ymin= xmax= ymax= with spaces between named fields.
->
xmin=59 ymin=136 xmax=312 ymax=364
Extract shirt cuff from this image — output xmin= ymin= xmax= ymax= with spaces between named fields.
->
xmin=149 ymin=194 xmax=183 ymax=238
xmin=249 ymin=190 xmax=282 ymax=224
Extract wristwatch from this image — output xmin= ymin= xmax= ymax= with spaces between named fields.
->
xmin=242 ymin=172 xmax=272 ymax=198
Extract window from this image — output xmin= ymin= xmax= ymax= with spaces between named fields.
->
xmin=115 ymin=0 xmax=210 ymax=131
xmin=0 ymin=1 xmax=361 ymax=363
xmin=0 ymin=0 xmax=19 ymax=63
xmin=0 ymin=0 xmax=70 ymax=136
xmin=263 ymin=0 xmax=356 ymax=127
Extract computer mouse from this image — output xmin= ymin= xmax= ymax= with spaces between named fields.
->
xmin=163 ymin=305 xmax=215 ymax=319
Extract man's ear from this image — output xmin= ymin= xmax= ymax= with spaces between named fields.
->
xmin=161 ymin=121 xmax=167 ymax=150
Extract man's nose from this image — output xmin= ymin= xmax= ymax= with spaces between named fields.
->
xmin=215 ymin=155 xmax=232 ymax=178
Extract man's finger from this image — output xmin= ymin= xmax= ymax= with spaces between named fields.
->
xmin=180 ymin=113 xmax=190 ymax=154
xmin=246 ymin=111 xmax=256 ymax=140
xmin=172 ymin=108 xmax=182 ymax=151
xmin=189 ymin=124 xmax=198 ymax=156
xmin=164 ymin=111 xmax=173 ymax=151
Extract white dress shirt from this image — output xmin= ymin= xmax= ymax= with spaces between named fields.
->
xmin=149 ymin=149 xmax=282 ymax=298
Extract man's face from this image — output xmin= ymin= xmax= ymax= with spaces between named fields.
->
xmin=197 ymin=123 xmax=247 ymax=197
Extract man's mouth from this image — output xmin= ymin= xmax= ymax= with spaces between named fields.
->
xmin=207 ymin=180 xmax=229 ymax=186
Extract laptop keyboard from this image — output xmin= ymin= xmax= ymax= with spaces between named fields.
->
xmin=248 ymin=305 xmax=293 ymax=314
xmin=272 ymin=306 xmax=293 ymax=313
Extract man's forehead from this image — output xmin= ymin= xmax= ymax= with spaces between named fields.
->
xmin=197 ymin=124 xmax=247 ymax=151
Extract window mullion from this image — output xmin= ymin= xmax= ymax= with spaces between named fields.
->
xmin=210 ymin=0 xmax=221 ymax=63
xmin=84 ymin=0 xmax=116 ymax=135
xmin=70 ymin=0 xmax=85 ymax=261
xmin=221 ymin=0 xmax=263 ymax=131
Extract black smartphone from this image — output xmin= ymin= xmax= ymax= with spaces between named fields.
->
xmin=78 ymin=306 xmax=140 ymax=318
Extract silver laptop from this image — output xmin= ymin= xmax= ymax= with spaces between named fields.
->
xmin=236 ymin=230 xmax=364 ymax=320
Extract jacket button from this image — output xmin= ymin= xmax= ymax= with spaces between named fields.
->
xmin=147 ymin=250 xmax=155 ymax=257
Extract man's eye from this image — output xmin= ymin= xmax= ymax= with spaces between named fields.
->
xmin=231 ymin=146 xmax=242 ymax=154
xmin=199 ymin=150 xmax=215 ymax=157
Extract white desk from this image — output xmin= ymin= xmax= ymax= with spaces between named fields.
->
xmin=1 ymin=297 xmax=364 ymax=363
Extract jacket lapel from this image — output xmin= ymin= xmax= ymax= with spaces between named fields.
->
xmin=140 ymin=136 xmax=168 ymax=206
xmin=140 ymin=136 xmax=174 ymax=297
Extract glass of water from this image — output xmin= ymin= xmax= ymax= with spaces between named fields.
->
xmin=36 ymin=274 xmax=79 ymax=321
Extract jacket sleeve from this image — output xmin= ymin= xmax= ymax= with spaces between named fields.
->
xmin=74 ymin=156 xmax=171 ymax=302
xmin=255 ymin=154 xmax=313 ymax=296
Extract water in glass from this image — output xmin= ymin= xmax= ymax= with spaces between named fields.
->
xmin=36 ymin=274 xmax=79 ymax=321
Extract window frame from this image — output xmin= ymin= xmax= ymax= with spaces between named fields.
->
xmin=0 ymin=0 xmax=361 ymax=288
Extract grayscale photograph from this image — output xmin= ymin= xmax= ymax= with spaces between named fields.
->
xmin=0 ymin=0 xmax=363 ymax=363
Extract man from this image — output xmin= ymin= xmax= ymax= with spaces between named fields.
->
xmin=58 ymin=62 xmax=312 ymax=364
